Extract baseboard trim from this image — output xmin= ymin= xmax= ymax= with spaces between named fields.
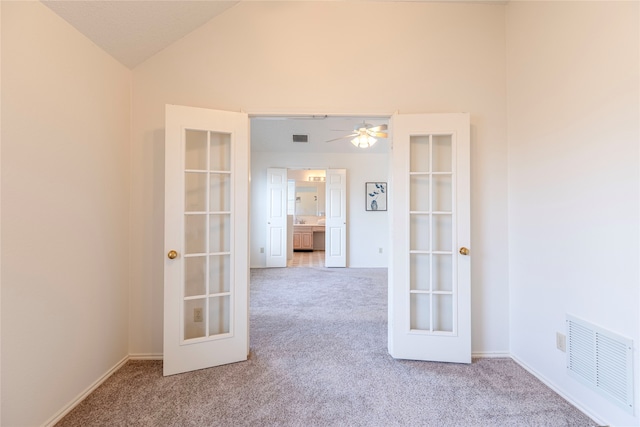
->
xmin=129 ymin=353 xmax=163 ymax=360
xmin=43 ymin=355 xmax=129 ymax=427
xmin=472 ymin=351 xmax=510 ymax=359
xmin=510 ymin=354 xmax=605 ymax=426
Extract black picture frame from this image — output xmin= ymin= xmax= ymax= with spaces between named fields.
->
xmin=366 ymin=182 xmax=387 ymax=211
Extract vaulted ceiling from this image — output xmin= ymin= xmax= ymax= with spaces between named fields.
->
xmin=42 ymin=1 xmax=238 ymax=68
xmin=41 ymin=0 xmax=503 ymax=69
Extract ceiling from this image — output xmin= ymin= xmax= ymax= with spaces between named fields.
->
xmin=42 ymin=1 xmax=238 ymax=68
xmin=251 ymin=116 xmax=390 ymax=154
xmin=41 ymin=0 xmax=504 ymax=69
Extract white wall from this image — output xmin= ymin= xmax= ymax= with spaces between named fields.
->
xmin=506 ymin=2 xmax=639 ymax=425
xmin=131 ymin=1 xmax=509 ymax=357
xmin=251 ymin=151 xmax=389 ymax=268
xmin=0 ymin=3 xmax=131 ymax=426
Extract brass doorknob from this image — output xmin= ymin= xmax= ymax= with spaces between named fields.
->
xmin=459 ymin=247 xmax=470 ymax=256
xmin=167 ymin=250 xmax=178 ymax=259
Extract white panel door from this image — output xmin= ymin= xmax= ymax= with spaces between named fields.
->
xmin=266 ymin=167 xmax=287 ymax=268
xmin=325 ymin=169 xmax=347 ymax=268
xmin=389 ymin=113 xmax=471 ymax=363
xmin=164 ymin=105 xmax=249 ymax=376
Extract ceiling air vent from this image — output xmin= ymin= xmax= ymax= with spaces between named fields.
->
xmin=292 ymin=134 xmax=309 ymax=143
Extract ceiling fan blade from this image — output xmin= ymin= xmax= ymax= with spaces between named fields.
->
xmin=369 ymin=131 xmax=388 ymax=138
xmin=325 ymin=133 xmax=358 ymax=142
xmin=368 ymin=124 xmax=388 ymax=132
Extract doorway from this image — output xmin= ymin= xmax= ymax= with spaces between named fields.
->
xmin=164 ymin=107 xmax=471 ymax=376
xmin=287 ymin=168 xmax=326 ymax=267
xmin=250 ymin=115 xmax=391 ymax=270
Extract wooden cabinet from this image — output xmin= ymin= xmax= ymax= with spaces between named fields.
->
xmin=293 ymin=227 xmax=314 ymax=250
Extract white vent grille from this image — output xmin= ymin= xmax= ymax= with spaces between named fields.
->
xmin=567 ymin=315 xmax=634 ymax=414
xmin=292 ymin=134 xmax=309 ymax=143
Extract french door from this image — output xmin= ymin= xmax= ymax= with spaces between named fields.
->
xmin=389 ymin=113 xmax=471 ymax=363
xmin=163 ymin=107 xmax=470 ymax=374
xmin=164 ymin=105 xmax=249 ymax=376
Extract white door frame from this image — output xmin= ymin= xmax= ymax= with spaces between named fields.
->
xmin=267 ymin=165 xmax=349 ymax=268
xmin=249 ymin=112 xmax=391 ymax=269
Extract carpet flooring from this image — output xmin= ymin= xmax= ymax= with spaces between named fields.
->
xmin=57 ymin=267 xmax=596 ymax=426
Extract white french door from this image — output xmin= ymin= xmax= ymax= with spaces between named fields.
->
xmin=325 ymin=169 xmax=347 ymax=268
xmin=164 ymin=105 xmax=249 ymax=376
xmin=265 ymin=168 xmax=288 ymax=268
xmin=389 ymin=113 xmax=471 ymax=363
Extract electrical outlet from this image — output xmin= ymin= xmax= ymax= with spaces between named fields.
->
xmin=194 ymin=307 xmax=203 ymax=323
xmin=379 ymin=248 xmax=383 ymax=254
xmin=556 ymin=332 xmax=566 ymax=352
xmin=260 ymin=247 xmax=264 ymax=253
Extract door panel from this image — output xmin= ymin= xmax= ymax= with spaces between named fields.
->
xmin=325 ymin=169 xmax=347 ymax=267
xmin=266 ymin=168 xmax=287 ymax=267
xmin=164 ymin=105 xmax=249 ymax=376
xmin=389 ymin=113 xmax=470 ymax=363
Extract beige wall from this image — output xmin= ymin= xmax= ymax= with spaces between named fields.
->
xmin=251 ymin=151 xmax=390 ymax=268
xmin=131 ymin=1 xmax=509 ymax=356
xmin=507 ymin=2 xmax=639 ymax=425
xmin=1 ymin=2 xmax=131 ymax=425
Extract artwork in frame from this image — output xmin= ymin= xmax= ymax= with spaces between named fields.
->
xmin=366 ymin=182 xmax=387 ymax=211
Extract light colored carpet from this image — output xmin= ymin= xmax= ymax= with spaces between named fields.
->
xmin=57 ymin=267 xmax=595 ymax=426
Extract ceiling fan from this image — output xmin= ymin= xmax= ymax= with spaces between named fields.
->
xmin=326 ymin=122 xmax=388 ymax=148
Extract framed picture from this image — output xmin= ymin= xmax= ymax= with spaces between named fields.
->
xmin=366 ymin=182 xmax=387 ymax=211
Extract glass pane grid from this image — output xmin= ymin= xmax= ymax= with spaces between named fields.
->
xmin=182 ymin=130 xmax=234 ymax=343
xmin=408 ymin=133 xmax=457 ymax=335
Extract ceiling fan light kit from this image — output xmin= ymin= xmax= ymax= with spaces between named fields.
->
xmin=351 ymin=134 xmax=377 ymax=148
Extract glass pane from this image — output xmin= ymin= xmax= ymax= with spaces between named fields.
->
xmin=210 ymin=132 xmax=231 ymax=172
xmin=185 ymin=172 xmax=207 ymax=212
xmin=410 ymin=175 xmax=430 ymax=212
xmin=410 ymin=135 xmax=430 ymax=173
xmin=433 ymin=254 xmax=453 ymax=292
xmin=209 ymin=173 xmax=231 ymax=212
xmin=185 ymin=214 xmax=206 ymax=254
xmin=184 ymin=298 xmax=206 ymax=340
xmin=209 ymin=296 xmax=230 ymax=336
xmin=433 ymin=294 xmax=453 ymax=332
xmin=185 ymin=130 xmax=208 ymax=170
xmin=432 ymin=135 xmax=452 ymax=173
xmin=410 ymin=254 xmax=430 ymax=291
xmin=209 ymin=214 xmax=230 ymax=253
xmin=184 ymin=256 xmax=206 ymax=297
xmin=410 ymin=293 xmax=431 ymax=330
xmin=433 ymin=175 xmax=452 ymax=212
xmin=209 ymin=254 xmax=230 ymax=294
xmin=410 ymin=215 xmax=430 ymax=252
xmin=432 ymin=214 xmax=452 ymax=252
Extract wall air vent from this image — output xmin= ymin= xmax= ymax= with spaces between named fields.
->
xmin=292 ymin=134 xmax=309 ymax=143
xmin=566 ymin=315 xmax=634 ymax=414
